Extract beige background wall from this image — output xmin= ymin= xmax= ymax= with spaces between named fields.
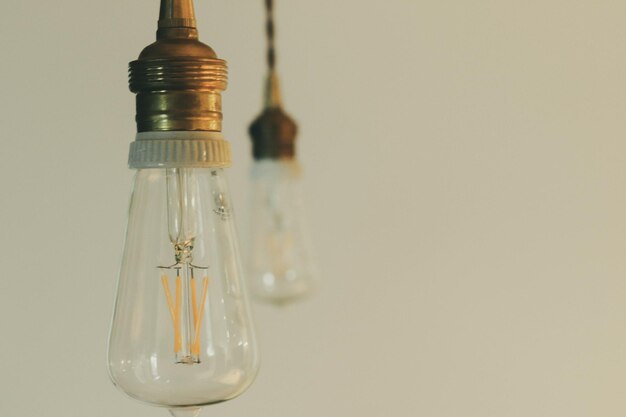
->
xmin=1 ymin=1 xmax=626 ymax=416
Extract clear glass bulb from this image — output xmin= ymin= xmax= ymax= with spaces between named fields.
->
xmin=248 ymin=159 xmax=316 ymax=305
xmin=108 ymin=168 xmax=259 ymax=416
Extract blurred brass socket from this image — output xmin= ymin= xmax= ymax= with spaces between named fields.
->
xmin=249 ymin=73 xmax=297 ymax=159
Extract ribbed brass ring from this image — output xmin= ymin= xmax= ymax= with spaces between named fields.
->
xmin=129 ymin=59 xmax=228 ymax=92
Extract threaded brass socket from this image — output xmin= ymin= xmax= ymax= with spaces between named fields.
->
xmin=129 ymin=58 xmax=228 ymax=132
xmin=126 ymin=0 xmax=232 ymax=168
xmin=128 ymin=0 xmax=228 ymax=133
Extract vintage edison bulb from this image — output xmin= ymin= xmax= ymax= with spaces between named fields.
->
xmin=109 ymin=1 xmax=259 ymax=415
xmin=248 ymin=159 xmax=315 ymax=304
xmin=109 ymin=163 xmax=259 ymax=416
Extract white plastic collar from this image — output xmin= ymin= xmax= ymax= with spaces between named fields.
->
xmin=128 ymin=131 xmax=232 ymax=169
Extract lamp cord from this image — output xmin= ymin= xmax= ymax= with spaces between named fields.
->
xmin=263 ymin=0 xmax=282 ymax=107
xmin=265 ymin=0 xmax=276 ymax=73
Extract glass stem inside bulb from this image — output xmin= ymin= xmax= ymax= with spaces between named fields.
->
xmin=161 ymin=168 xmax=209 ymax=364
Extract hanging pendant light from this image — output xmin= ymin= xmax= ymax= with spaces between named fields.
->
xmin=108 ymin=2 xmax=259 ymax=416
xmin=247 ymin=0 xmax=317 ymax=305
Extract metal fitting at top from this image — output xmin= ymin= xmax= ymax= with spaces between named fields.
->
xmin=248 ymin=0 xmax=298 ymax=160
xmin=129 ymin=0 xmax=228 ymax=133
xmin=249 ymin=73 xmax=298 ymax=160
xmin=126 ymin=0 xmax=232 ymax=169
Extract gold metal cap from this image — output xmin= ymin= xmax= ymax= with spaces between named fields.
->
xmin=248 ymin=0 xmax=298 ymax=160
xmin=127 ymin=0 xmax=232 ymax=169
xmin=249 ymin=73 xmax=297 ymax=160
xmin=129 ymin=0 xmax=228 ymax=133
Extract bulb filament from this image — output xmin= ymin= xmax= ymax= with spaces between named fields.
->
xmin=161 ymin=273 xmax=210 ymax=363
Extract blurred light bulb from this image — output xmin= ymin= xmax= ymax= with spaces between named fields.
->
xmin=247 ymin=159 xmax=316 ymax=305
xmin=247 ymin=0 xmax=317 ymax=306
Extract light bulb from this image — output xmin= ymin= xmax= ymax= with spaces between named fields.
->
xmin=247 ymin=72 xmax=316 ymax=305
xmin=248 ymin=159 xmax=316 ymax=305
xmin=247 ymin=0 xmax=317 ymax=305
xmin=108 ymin=1 xmax=259 ymax=415
xmin=109 ymin=164 xmax=258 ymax=413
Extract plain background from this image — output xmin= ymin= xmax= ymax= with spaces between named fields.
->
xmin=1 ymin=1 xmax=626 ymax=416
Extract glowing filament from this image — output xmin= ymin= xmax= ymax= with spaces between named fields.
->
xmin=162 ymin=275 xmax=210 ymax=360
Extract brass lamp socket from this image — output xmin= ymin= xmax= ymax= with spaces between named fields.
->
xmin=129 ymin=58 xmax=227 ymax=132
xmin=249 ymin=73 xmax=298 ymax=160
xmin=128 ymin=36 xmax=228 ymax=133
xmin=126 ymin=0 xmax=232 ymax=169
xmin=249 ymin=107 xmax=297 ymax=160
xmin=129 ymin=0 xmax=227 ymax=132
